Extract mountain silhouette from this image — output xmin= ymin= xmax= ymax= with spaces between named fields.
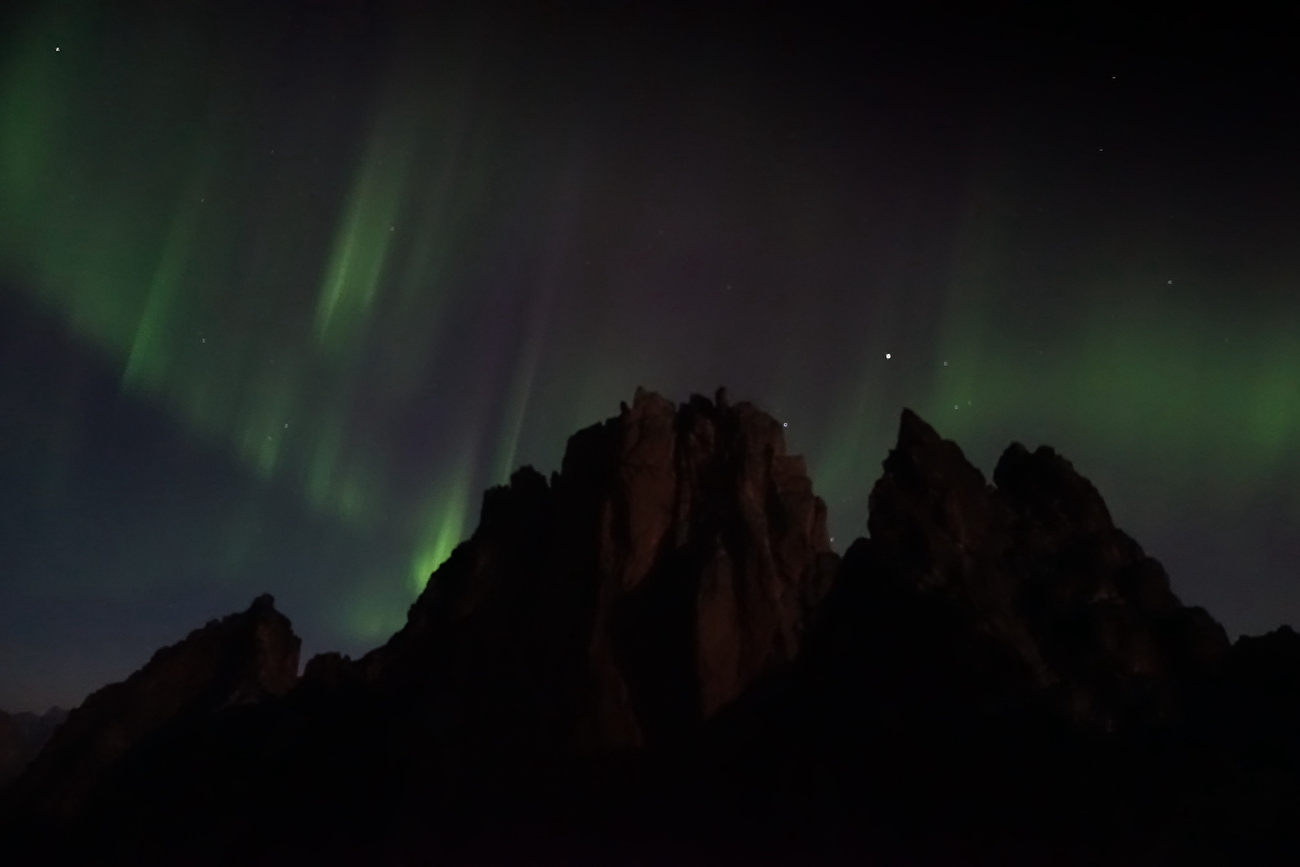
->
xmin=3 ymin=389 xmax=1299 ymax=864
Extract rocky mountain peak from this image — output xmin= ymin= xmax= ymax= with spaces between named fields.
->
xmin=858 ymin=409 xmax=1229 ymax=730
xmin=994 ymin=442 xmax=1115 ymax=538
xmin=355 ymin=388 xmax=838 ymax=750
xmin=4 ymin=595 xmax=299 ymax=820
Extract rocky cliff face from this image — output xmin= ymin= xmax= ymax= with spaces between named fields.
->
xmin=344 ymin=388 xmax=838 ymax=751
xmin=4 ymin=595 xmax=299 ymax=821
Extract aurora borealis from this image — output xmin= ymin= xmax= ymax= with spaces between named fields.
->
xmin=2 ymin=2 xmax=1299 ymax=711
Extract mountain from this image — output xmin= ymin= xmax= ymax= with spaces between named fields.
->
xmin=0 ymin=708 xmax=67 ymax=787
xmin=337 ymin=387 xmax=838 ymax=749
xmin=0 ymin=595 xmax=298 ymax=823
xmin=833 ymin=407 xmax=1229 ymax=733
xmin=3 ymin=390 xmax=1300 ymax=864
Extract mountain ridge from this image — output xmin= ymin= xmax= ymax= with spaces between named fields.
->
xmin=2 ymin=389 xmax=1298 ymax=864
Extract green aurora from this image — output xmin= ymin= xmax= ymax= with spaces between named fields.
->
xmin=2 ymin=1 xmax=1299 ymax=708
xmin=0 ymin=3 xmax=532 ymax=639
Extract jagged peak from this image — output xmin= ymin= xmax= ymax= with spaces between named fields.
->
xmin=897 ymin=407 xmax=942 ymax=448
xmin=365 ymin=387 xmax=836 ymax=745
xmin=874 ymin=409 xmax=988 ymax=505
xmin=993 ymin=441 xmax=1114 ymax=531
xmin=5 ymin=594 xmax=300 ymax=821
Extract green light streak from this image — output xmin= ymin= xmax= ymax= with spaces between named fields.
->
xmin=0 ymin=5 xmax=525 ymax=648
xmin=492 ymin=324 xmax=545 ymax=484
xmin=315 ymin=127 xmax=412 ymax=349
xmin=0 ymin=9 xmax=66 ymax=218
xmin=347 ymin=592 xmax=410 ymax=643
xmin=410 ymin=463 xmax=473 ymax=592
xmin=123 ymin=162 xmax=211 ymax=392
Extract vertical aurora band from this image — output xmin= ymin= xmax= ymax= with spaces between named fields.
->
xmin=0 ymin=7 xmax=562 ymax=637
xmin=3 ymin=1 xmax=1299 ymax=647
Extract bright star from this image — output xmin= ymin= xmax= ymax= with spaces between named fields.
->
xmin=885 ymin=353 xmax=891 ymax=360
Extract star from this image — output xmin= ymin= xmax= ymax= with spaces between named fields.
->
xmin=782 ymin=422 xmax=788 ymax=428
xmin=885 ymin=353 xmax=891 ymax=360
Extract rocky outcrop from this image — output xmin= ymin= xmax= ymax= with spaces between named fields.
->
xmin=842 ymin=409 xmax=1229 ymax=732
xmin=3 ymin=595 xmax=299 ymax=821
xmin=348 ymin=388 xmax=837 ymax=752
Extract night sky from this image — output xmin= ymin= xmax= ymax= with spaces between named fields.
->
xmin=2 ymin=2 xmax=1299 ymax=712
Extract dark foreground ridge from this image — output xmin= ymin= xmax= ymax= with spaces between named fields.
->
xmin=2 ymin=389 xmax=1299 ymax=864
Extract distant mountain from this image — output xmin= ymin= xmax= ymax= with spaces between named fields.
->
xmin=0 ymin=284 xmax=410 ymax=716
xmin=3 ymin=390 xmax=1300 ymax=864
xmin=1 ymin=595 xmax=298 ymax=822
xmin=0 ymin=708 xmax=66 ymax=786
